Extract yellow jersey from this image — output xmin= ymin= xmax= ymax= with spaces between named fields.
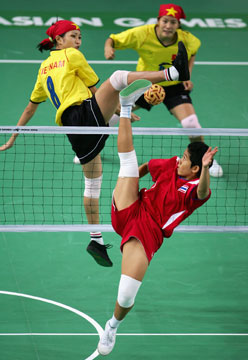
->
xmin=30 ymin=48 xmax=99 ymax=125
xmin=110 ymin=25 xmax=201 ymax=87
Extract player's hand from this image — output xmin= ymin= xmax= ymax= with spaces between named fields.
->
xmin=131 ymin=112 xmax=140 ymax=122
xmin=0 ymin=137 xmax=16 ymax=151
xmin=104 ymin=47 xmax=115 ymax=60
xmin=183 ymin=80 xmax=193 ymax=91
xmin=202 ymin=147 xmax=218 ymax=168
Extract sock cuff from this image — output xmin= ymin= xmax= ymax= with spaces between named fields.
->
xmin=120 ymin=105 xmax=132 ymax=119
xmin=90 ymin=232 xmax=103 ymax=238
xmin=163 ymin=68 xmax=172 ymax=81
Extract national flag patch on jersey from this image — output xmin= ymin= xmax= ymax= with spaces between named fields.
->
xmin=178 ymin=185 xmax=189 ymax=193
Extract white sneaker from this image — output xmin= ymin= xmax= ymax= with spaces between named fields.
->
xmin=119 ymin=79 xmax=152 ymax=106
xmin=98 ymin=320 xmax=117 ymax=356
xmin=209 ymin=159 xmax=223 ymax=177
xmin=73 ymin=156 xmax=80 ymax=164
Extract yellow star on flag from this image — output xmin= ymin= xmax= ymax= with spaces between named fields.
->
xmin=166 ymin=7 xmax=178 ymax=17
xmin=72 ymin=23 xmax=80 ymax=30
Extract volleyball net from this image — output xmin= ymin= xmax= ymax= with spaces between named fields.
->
xmin=0 ymin=126 xmax=248 ymax=232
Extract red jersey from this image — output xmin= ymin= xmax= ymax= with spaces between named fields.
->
xmin=140 ymin=157 xmax=211 ymax=238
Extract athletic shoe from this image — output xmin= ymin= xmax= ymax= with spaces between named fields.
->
xmin=73 ymin=156 xmax=80 ymax=164
xmin=86 ymin=240 xmax=113 ymax=267
xmin=98 ymin=320 xmax=117 ymax=356
xmin=209 ymin=159 xmax=223 ymax=177
xmin=172 ymin=41 xmax=190 ymax=81
xmin=119 ymin=79 xmax=152 ymax=106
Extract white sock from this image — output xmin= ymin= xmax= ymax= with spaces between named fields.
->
xmin=164 ymin=66 xmax=179 ymax=81
xmin=120 ymin=105 xmax=132 ymax=119
xmin=90 ymin=232 xmax=104 ymax=245
xmin=109 ymin=314 xmax=122 ymax=329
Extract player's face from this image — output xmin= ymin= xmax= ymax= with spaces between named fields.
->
xmin=177 ymin=149 xmax=196 ymax=180
xmin=57 ymin=30 xmax=82 ymax=50
xmin=156 ymin=16 xmax=179 ymax=40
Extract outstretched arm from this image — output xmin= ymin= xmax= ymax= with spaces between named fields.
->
xmin=104 ymin=38 xmax=115 ymax=60
xmin=197 ymin=147 xmax=218 ymax=199
xmin=0 ymin=101 xmax=39 ymax=151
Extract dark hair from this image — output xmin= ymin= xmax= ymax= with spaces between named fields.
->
xmin=187 ymin=142 xmax=213 ymax=177
xmin=37 ymin=32 xmax=66 ymax=52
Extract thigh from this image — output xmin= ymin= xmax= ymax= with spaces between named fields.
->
xmin=82 ymin=153 xmax=102 ymax=178
xmin=170 ymin=103 xmax=196 ymax=121
xmin=113 ymin=177 xmax=139 ymax=211
xmin=121 ymin=238 xmax=149 ymax=281
xmin=163 ymin=83 xmax=193 ymax=119
xmin=95 ymin=79 xmax=120 ymax=122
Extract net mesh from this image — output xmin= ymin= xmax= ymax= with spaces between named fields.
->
xmin=0 ymin=127 xmax=248 ymax=231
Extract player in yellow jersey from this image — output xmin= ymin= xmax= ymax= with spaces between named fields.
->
xmin=0 ymin=19 xmax=190 ymax=267
xmin=104 ymin=3 xmax=223 ymax=178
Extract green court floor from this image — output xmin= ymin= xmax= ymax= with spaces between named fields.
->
xmin=0 ymin=232 xmax=247 ymax=359
xmin=0 ymin=0 xmax=248 ymax=359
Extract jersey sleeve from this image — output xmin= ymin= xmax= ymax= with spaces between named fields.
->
xmin=180 ymin=30 xmax=201 ymax=56
xmin=110 ymin=25 xmax=148 ymax=50
xmin=66 ymin=48 xmax=99 ymax=88
xmin=186 ymin=185 xmax=211 ymax=210
xmin=148 ymin=157 xmax=178 ymax=182
xmin=30 ymin=72 xmax=48 ymax=103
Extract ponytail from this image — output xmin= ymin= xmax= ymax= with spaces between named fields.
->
xmin=37 ymin=37 xmax=54 ymax=52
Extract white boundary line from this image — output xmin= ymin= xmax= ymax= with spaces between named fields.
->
xmin=0 ymin=291 xmax=103 ymax=360
xmin=117 ymin=333 xmax=248 ymax=336
xmin=0 ymin=332 xmax=247 ymax=336
xmin=0 ymin=59 xmax=248 ymax=66
xmin=0 ymin=60 xmax=248 ymax=66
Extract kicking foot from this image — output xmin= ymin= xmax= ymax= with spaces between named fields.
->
xmin=98 ymin=320 xmax=117 ymax=356
xmin=120 ymin=79 xmax=152 ymax=106
xmin=86 ymin=240 xmax=113 ymax=267
xmin=73 ymin=156 xmax=80 ymax=164
xmin=172 ymin=41 xmax=190 ymax=81
xmin=209 ymin=159 xmax=223 ymax=177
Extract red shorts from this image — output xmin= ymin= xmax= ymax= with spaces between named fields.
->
xmin=111 ymin=198 xmax=164 ymax=263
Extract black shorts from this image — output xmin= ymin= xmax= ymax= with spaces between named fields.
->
xmin=61 ymin=96 xmax=109 ymax=164
xmin=135 ymin=83 xmax=192 ymax=112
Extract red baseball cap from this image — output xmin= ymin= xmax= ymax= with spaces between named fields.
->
xmin=158 ymin=4 xmax=186 ymax=20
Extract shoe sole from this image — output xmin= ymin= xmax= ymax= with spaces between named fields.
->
xmin=87 ymin=248 xmax=113 ymax=267
xmin=174 ymin=41 xmax=190 ymax=81
xmin=120 ymin=79 xmax=152 ymax=102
